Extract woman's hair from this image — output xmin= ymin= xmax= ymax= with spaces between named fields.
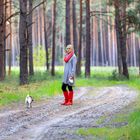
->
xmin=66 ymin=44 xmax=74 ymax=50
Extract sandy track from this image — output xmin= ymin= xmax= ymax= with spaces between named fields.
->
xmin=0 ymin=86 xmax=137 ymax=140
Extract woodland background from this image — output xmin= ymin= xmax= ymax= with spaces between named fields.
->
xmin=0 ymin=0 xmax=140 ymax=85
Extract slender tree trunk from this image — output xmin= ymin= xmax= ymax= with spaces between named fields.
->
xmin=120 ymin=2 xmax=129 ymax=79
xmin=65 ymin=0 xmax=71 ymax=46
xmin=76 ymin=0 xmax=82 ymax=76
xmin=4 ymin=0 xmax=7 ymax=76
xmin=39 ymin=7 xmax=43 ymax=46
xmin=114 ymin=0 xmax=129 ymax=79
xmin=98 ymin=18 xmax=101 ymax=66
xmin=51 ymin=0 xmax=56 ymax=76
xmin=28 ymin=0 xmax=34 ymax=76
xmin=0 ymin=0 xmax=5 ymax=81
xmin=72 ymin=0 xmax=78 ymax=55
xmin=8 ymin=0 xmax=12 ymax=76
xmin=43 ymin=2 xmax=49 ymax=71
xmin=107 ymin=0 xmax=112 ymax=66
xmin=120 ymin=38 xmax=129 ymax=78
xmin=95 ymin=17 xmax=98 ymax=66
xmin=99 ymin=0 xmax=104 ymax=66
xmin=85 ymin=0 xmax=91 ymax=78
xmin=19 ymin=0 xmax=28 ymax=85
xmin=114 ymin=1 xmax=122 ymax=74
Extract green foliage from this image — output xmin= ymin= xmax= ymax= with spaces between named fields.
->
xmin=33 ymin=45 xmax=46 ymax=67
xmin=108 ymin=70 xmax=128 ymax=81
xmin=128 ymin=110 xmax=140 ymax=139
xmin=108 ymin=0 xmax=140 ymax=34
xmin=127 ymin=1 xmax=140 ymax=33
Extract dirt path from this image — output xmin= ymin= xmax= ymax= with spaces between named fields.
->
xmin=0 ymin=86 xmax=137 ymax=140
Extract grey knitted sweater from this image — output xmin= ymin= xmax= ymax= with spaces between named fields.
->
xmin=63 ymin=54 xmax=77 ymax=86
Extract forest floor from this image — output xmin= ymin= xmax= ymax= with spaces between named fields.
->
xmin=0 ymin=85 xmax=138 ymax=140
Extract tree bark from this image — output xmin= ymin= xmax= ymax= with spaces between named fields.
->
xmin=43 ymin=1 xmax=49 ymax=71
xmin=114 ymin=1 xmax=122 ymax=74
xmin=120 ymin=1 xmax=129 ymax=79
xmin=0 ymin=0 xmax=5 ymax=81
xmin=51 ymin=0 xmax=56 ymax=76
xmin=28 ymin=0 xmax=34 ymax=76
xmin=85 ymin=0 xmax=91 ymax=78
xmin=65 ymin=0 xmax=71 ymax=46
xmin=76 ymin=0 xmax=82 ymax=76
xmin=19 ymin=0 xmax=28 ymax=85
xmin=8 ymin=0 xmax=12 ymax=76
xmin=4 ymin=0 xmax=7 ymax=77
xmin=72 ymin=0 xmax=78 ymax=55
xmin=114 ymin=0 xmax=129 ymax=79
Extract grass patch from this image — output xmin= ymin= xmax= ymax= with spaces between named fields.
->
xmin=0 ymin=66 xmax=140 ymax=106
xmin=77 ymin=106 xmax=140 ymax=140
xmin=0 ymin=69 xmax=62 ymax=106
xmin=77 ymin=127 xmax=128 ymax=140
xmin=96 ymin=116 xmax=107 ymax=125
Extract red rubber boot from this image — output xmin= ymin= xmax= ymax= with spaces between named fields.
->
xmin=61 ymin=91 xmax=69 ymax=105
xmin=65 ymin=91 xmax=73 ymax=105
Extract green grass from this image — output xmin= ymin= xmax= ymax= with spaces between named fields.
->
xmin=77 ymin=101 xmax=140 ymax=140
xmin=0 ymin=68 xmax=63 ymax=106
xmin=77 ymin=108 xmax=140 ymax=140
xmin=0 ymin=66 xmax=140 ymax=106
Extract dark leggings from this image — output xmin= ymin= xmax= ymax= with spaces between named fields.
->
xmin=62 ymin=83 xmax=73 ymax=92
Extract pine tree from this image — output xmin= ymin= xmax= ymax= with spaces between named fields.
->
xmin=19 ymin=0 xmax=28 ymax=85
xmin=0 ymin=0 xmax=5 ymax=80
xmin=85 ymin=0 xmax=91 ymax=78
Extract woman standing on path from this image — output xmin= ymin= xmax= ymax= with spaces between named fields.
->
xmin=61 ymin=44 xmax=77 ymax=105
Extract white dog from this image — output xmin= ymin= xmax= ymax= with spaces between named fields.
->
xmin=25 ymin=94 xmax=34 ymax=108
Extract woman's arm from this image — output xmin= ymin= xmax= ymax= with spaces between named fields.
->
xmin=70 ymin=56 xmax=77 ymax=77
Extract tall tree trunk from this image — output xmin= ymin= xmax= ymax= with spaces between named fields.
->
xmin=8 ymin=0 xmax=12 ymax=76
xmin=114 ymin=1 xmax=122 ymax=74
xmin=72 ymin=0 xmax=78 ymax=55
xmin=99 ymin=0 xmax=104 ymax=66
xmin=85 ymin=0 xmax=91 ymax=78
xmin=51 ymin=0 xmax=56 ymax=76
xmin=120 ymin=1 xmax=129 ymax=79
xmin=0 ymin=0 xmax=5 ymax=81
xmin=76 ymin=0 xmax=82 ymax=76
xmin=4 ymin=0 xmax=7 ymax=76
xmin=28 ymin=0 xmax=34 ymax=76
xmin=43 ymin=1 xmax=49 ymax=71
xmin=19 ymin=0 xmax=28 ymax=85
xmin=107 ymin=0 xmax=112 ymax=66
xmin=65 ymin=0 xmax=71 ymax=46
xmin=114 ymin=0 xmax=129 ymax=78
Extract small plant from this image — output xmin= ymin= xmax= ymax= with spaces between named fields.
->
xmin=109 ymin=70 xmax=127 ymax=81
